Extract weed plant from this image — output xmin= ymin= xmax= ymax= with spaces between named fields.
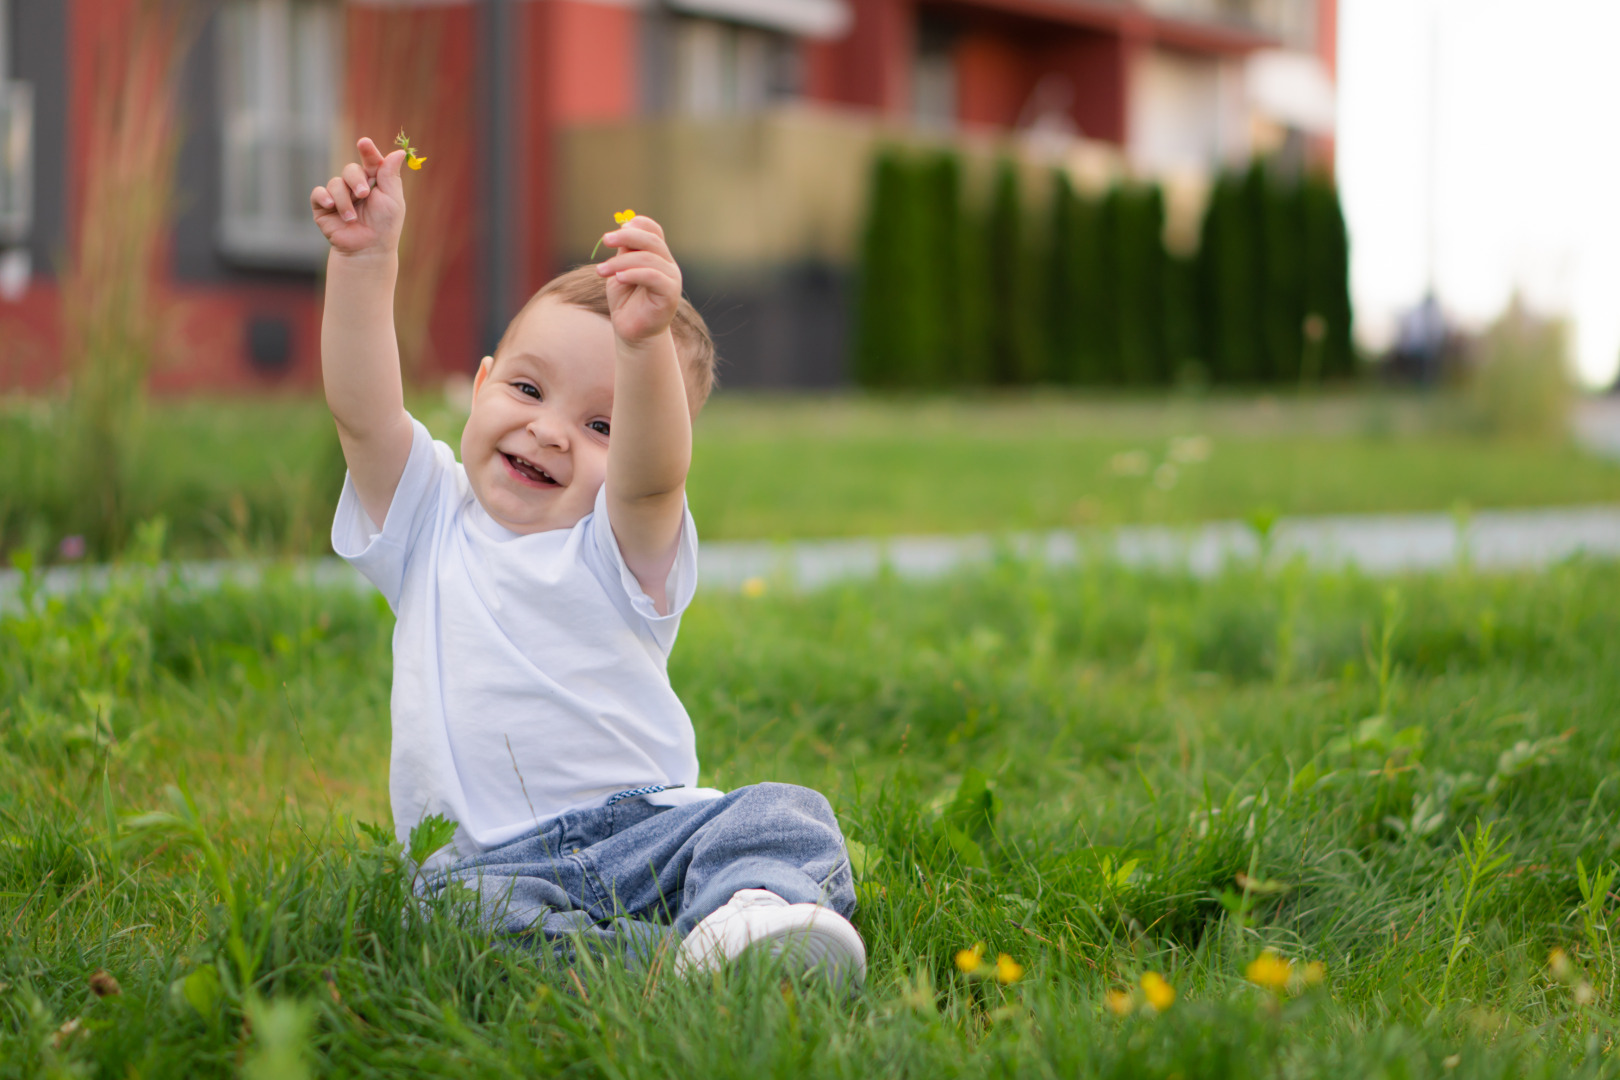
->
xmin=2 ymin=544 xmax=1619 ymax=1076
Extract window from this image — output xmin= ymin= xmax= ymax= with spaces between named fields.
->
xmin=672 ymin=16 xmax=800 ymax=116
xmin=217 ymin=0 xmax=339 ymax=267
xmin=911 ymin=15 xmax=956 ymax=131
xmin=0 ymin=0 xmax=34 ymax=246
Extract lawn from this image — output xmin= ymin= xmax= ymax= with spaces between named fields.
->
xmin=3 ymin=542 xmax=1618 ymax=1076
xmin=3 ymin=391 xmax=1617 ymax=560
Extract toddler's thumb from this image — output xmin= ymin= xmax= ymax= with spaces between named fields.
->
xmin=378 ymin=149 xmax=408 ymax=193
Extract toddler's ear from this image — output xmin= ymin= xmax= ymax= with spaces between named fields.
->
xmin=471 ymin=355 xmax=495 ymax=397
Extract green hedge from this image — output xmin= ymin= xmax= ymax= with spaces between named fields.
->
xmin=853 ymin=149 xmax=1354 ymax=388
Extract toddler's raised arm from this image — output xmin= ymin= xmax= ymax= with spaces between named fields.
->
xmin=592 ymin=217 xmax=693 ymax=612
xmin=311 ymin=137 xmax=414 ymax=529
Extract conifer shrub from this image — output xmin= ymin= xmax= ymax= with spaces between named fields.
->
xmin=1163 ymin=253 xmax=1203 ymax=383
xmin=930 ymin=153 xmax=990 ymax=385
xmin=853 ymin=150 xmax=909 ymax=387
xmin=1198 ymin=165 xmax=1265 ymax=383
xmin=854 ymin=148 xmax=1354 ymax=389
xmin=1045 ymin=170 xmax=1084 ymax=384
xmin=1051 ymin=175 xmax=1116 ymax=385
xmin=985 ymin=159 xmax=1044 ymax=384
xmin=1301 ymin=172 xmax=1355 ymax=380
xmin=1113 ymin=184 xmax=1169 ymax=385
xmin=854 ymin=149 xmax=938 ymax=386
xmin=1261 ymin=167 xmax=1306 ymax=383
xmin=1196 ymin=161 xmax=1355 ymax=386
xmin=854 ymin=149 xmax=985 ymax=388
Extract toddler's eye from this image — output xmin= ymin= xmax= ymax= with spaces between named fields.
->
xmin=589 ymin=420 xmax=610 ymax=437
xmin=514 ymin=381 xmax=540 ymax=400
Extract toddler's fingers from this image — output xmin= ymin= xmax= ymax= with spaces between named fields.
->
xmin=601 ymin=226 xmax=672 ymax=261
xmin=596 ymin=250 xmax=676 ymax=280
xmin=310 ymin=185 xmax=336 ymax=214
xmin=341 ymin=161 xmax=372 ymax=200
xmin=624 ymin=215 xmax=665 ymax=241
xmin=357 ymin=136 xmax=387 ymax=172
xmin=376 ymin=149 xmax=407 ymax=195
xmin=326 ymin=174 xmax=357 ymax=222
xmin=608 ymin=267 xmax=677 ymax=292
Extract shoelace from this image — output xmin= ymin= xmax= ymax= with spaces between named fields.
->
xmin=604 ymin=783 xmax=685 ymax=806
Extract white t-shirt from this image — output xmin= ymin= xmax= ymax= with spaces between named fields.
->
xmin=332 ymin=416 xmax=722 ymax=868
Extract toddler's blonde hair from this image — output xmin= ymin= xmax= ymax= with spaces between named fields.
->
xmin=496 ymin=265 xmax=718 ymax=412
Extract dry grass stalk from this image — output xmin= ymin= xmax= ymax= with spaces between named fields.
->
xmin=344 ymin=7 xmax=473 ymax=382
xmin=57 ymin=0 xmax=196 ymax=547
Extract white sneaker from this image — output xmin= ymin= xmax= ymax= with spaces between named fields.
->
xmin=676 ymin=888 xmax=867 ymax=987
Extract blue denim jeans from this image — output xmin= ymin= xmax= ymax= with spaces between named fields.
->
xmin=420 ymin=782 xmax=856 ymax=966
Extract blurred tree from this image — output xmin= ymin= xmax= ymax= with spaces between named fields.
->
xmin=1302 ymin=172 xmax=1355 ymax=380
xmin=1045 ymin=170 xmax=1082 ymax=383
xmin=1163 ymin=252 xmax=1203 ymax=383
xmin=918 ymin=154 xmax=955 ymax=384
xmin=1261 ymin=164 xmax=1306 ymax=383
xmin=1073 ymin=187 xmax=1117 ymax=385
xmin=1113 ymin=183 xmax=1168 ymax=384
xmin=935 ymin=153 xmax=991 ymax=385
xmin=58 ymin=0 xmax=198 ymax=554
xmin=1198 ymin=165 xmax=1264 ymax=382
xmin=854 ymin=149 xmax=911 ymax=386
xmin=985 ymin=159 xmax=1044 ymax=384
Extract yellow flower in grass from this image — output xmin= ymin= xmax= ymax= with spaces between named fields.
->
xmin=1140 ymin=971 xmax=1175 ymax=1012
xmin=955 ymin=942 xmax=986 ymax=974
xmin=1245 ymin=949 xmax=1294 ymax=992
xmin=741 ymin=577 xmax=767 ymax=598
xmin=995 ymin=953 xmax=1025 ymax=985
xmin=1104 ymin=988 xmax=1134 ymax=1017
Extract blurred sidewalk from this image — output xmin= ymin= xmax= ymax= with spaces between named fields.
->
xmin=1575 ymin=397 xmax=1620 ymax=461
xmin=5 ymin=503 xmax=1620 ymax=609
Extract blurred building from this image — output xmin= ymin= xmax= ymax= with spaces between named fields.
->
xmin=0 ymin=0 xmax=1336 ymax=392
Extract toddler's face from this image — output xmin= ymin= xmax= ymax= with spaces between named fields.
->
xmin=460 ymin=298 xmax=616 ymax=534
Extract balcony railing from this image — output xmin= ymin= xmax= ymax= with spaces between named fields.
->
xmin=558 ymin=107 xmax=1134 ymax=270
xmin=1138 ymin=0 xmax=1317 ymax=50
xmin=0 ymin=80 xmax=33 ymax=245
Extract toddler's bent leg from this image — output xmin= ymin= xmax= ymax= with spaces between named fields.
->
xmin=676 ymin=782 xmax=854 ymax=936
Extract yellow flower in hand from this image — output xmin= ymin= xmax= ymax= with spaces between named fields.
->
xmin=1140 ymin=971 xmax=1175 ymax=1012
xmin=592 ymin=209 xmax=638 ymax=260
xmin=394 ymin=129 xmax=426 ymax=170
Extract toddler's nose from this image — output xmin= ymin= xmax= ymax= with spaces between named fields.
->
xmin=527 ymin=414 xmax=569 ymax=450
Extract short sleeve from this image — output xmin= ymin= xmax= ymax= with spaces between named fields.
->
xmin=584 ymin=483 xmax=699 ymax=649
xmin=331 ymin=417 xmax=454 ymax=610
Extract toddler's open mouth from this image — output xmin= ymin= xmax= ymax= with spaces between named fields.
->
xmin=502 ymin=453 xmax=561 ymax=487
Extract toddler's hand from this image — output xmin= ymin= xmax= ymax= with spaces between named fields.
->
xmin=595 ymin=216 xmax=682 ymax=347
xmin=311 ymin=137 xmax=408 ymax=259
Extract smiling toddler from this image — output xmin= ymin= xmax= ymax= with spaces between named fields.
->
xmin=310 ymin=137 xmax=864 ymax=983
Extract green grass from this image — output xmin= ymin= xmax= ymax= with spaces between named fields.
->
xmin=3 ymin=537 xmax=1619 ymax=1076
xmin=3 ymin=392 xmax=1617 ymax=559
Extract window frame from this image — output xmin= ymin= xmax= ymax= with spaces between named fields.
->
xmin=215 ymin=0 xmax=341 ymax=270
xmin=0 ymin=0 xmax=35 ymax=247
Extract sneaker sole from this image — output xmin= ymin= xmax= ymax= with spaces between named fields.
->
xmin=738 ymin=917 xmax=867 ymax=985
